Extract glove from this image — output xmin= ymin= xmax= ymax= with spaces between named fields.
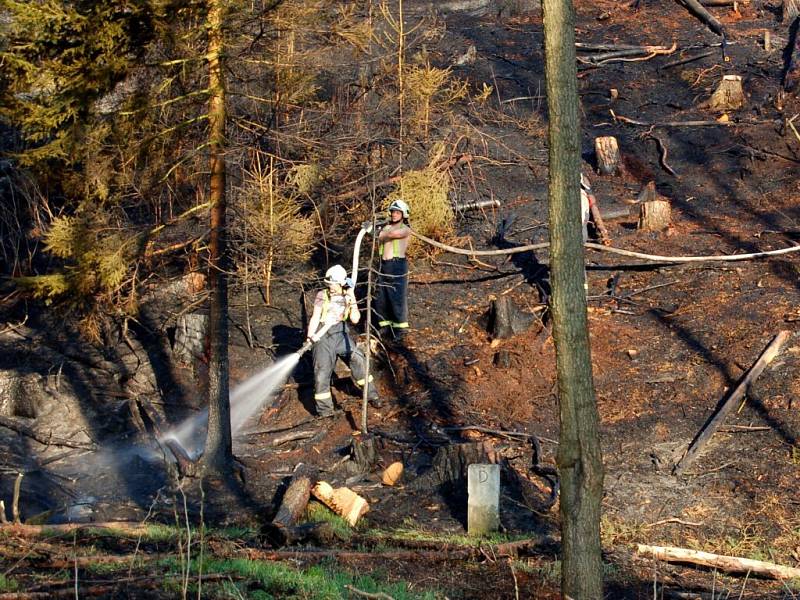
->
xmin=344 ymin=277 xmax=354 ymax=289
xmin=361 ymin=221 xmax=373 ymax=234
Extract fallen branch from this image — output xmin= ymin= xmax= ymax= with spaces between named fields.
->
xmin=344 ymin=585 xmax=397 ymax=600
xmin=0 ymin=416 xmax=96 ymax=451
xmin=271 ymin=430 xmax=316 ymax=446
xmin=611 ymin=110 xmax=740 ymax=127
xmin=646 ymin=134 xmax=678 ymax=176
xmin=674 ymin=330 xmax=790 ymax=474
xmin=660 ymin=50 xmax=715 ymax=69
xmin=578 ymin=43 xmax=677 ymax=66
xmin=135 ymin=398 xmax=196 ymax=477
xmin=0 ymin=522 xmax=154 ymax=536
xmin=637 ymin=544 xmax=800 ymax=579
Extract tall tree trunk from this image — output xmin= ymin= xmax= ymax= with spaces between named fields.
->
xmin=203 ymin=0 xmax=232 ymax=472
xmin=542 ymin=0 xmax=604 ymax=597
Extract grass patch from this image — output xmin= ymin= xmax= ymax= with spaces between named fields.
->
xmin=369 ymin=520 xmax=531 ymax=547
xmin=0 ymin=574 xmax=19 ymax=593
xmin=302 ymin=500 xmax=354 ymax=541
xmin=160 ymin=557 xmax=439 ymax=599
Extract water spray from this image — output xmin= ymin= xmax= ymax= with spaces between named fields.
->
xmin=158 ymin=224 xmax=376 ymax=462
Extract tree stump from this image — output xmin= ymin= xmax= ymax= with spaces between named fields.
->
xmin=350 ymin=433 xmax=380 ymax=473
xmin=494 ymin=350 xmax=512 ymax=368
xmin=594 ymin=136 xmax=620 ymax=175
xmin=702 ymin=75 xmax=745 ymax=112
xmin=489 ymin=296 xmax=535 ymax=340
xmin=637 ymin=200 xmax=671 ymax=232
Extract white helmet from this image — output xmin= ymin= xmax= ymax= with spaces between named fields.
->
xmin=388 ymin=198 xmax=410 ymax=219
xmin=324 ymin=264 xmax=348 ymax=286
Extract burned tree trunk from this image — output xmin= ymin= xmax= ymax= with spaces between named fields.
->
xmin=594 ymin=136 xmax=620 ymax=175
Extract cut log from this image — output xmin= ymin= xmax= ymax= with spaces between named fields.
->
xmin=701 ymin=75 xmax=745 ymax=112
xmin=674 ymin=331 xmax=789 ymax=474
xmin=594 ymin=136 xmax=620 ymax=175
xmin=270 ymin=474 xmax=312 ymax=530
xmin=637 ymin=200 xmax=671 ymax=231
xmin=311 ymin=481 xmax=369 ymax=526
xmin=489 ymin=296 xmax=535 ymax=339
xmin=381 ymin=461 xmax=404 ymax=486
xmin=454 ymin=199 xmax=501 ymax=212
xmin=637 ymin=544 xmax=800 ymax=579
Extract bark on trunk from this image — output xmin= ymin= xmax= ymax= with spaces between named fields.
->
xmin=203 ymin=0 xmax=232 ymax=472
xmin=543 ymin=0 xmax=605 ymax=596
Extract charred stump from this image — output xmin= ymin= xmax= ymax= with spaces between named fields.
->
xmin=489 ymin=296 xmax=535 ymax=340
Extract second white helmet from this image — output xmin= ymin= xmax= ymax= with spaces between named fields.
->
xmin=324 ymin=264 xmax=348 ymax=286
xmin=388 ymin=198 xmax=410 ymax=219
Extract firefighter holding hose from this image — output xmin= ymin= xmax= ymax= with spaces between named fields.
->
xmin=373 ymin=199 xmax=411 ymax=341
xmin=306 ymin=264 xmax=381 ymax=417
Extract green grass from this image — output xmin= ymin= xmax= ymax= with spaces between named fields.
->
xmin=0 ymin=574 xmax=19 ymax=593
xmin=302 ymin=501 xmax=354 ymax=541
xmin=369 ymin=520 xmax=532 ymax=547
xmin=160 ymin=557 xmax=439 ymax=599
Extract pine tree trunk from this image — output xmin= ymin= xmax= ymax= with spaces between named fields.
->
xmin=203 ymin=0 xmax=232 ymax=472
xmin=542 ymin=0 xmax=604 ymax=597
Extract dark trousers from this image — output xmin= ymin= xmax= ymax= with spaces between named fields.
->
xmin=374 ymin=258 xmax=408 ymax=331
xmin=312 ymin=322 xmax=377 ymax=415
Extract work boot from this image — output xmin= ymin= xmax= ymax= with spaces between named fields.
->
xmin=369 ymin=394 xmax=383 ymax=409
xmin=317 ymin=408 xmax=341 ymax=419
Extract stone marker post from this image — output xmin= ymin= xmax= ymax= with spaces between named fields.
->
xmin=467 ymin=463 xmax=500 ymax=536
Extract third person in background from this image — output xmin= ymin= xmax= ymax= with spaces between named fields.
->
xmin=374 ymin=198 xmax=411 ymax=341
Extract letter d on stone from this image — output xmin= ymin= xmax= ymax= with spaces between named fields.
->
xmin=467 ymin=463 xmax=500 ymax=537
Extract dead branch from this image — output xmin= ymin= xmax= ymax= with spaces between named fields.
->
xmin=660 ymin=50 xmax=715 ymax=69
xmin=135 ymin=398 xmax=196 ymax=477
xmin=674 ymin=330 xmax=790 ymax=474
xmin=271 ymin=430 xmax=317 ymax=446
xmin=611 ymin=111 xmax=740 ymax=127
xmin=637 ymin=544 xmax=800 ymax=579
xmin=0 ymin=522 xmax=152 ymax=536
xmin=646 ymin=134 xmax=678 ymax=176
xmin=0 ymin=416 xmax=96 ymax=451
xmin=344 ymin=585 xmax=397 ymax=600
